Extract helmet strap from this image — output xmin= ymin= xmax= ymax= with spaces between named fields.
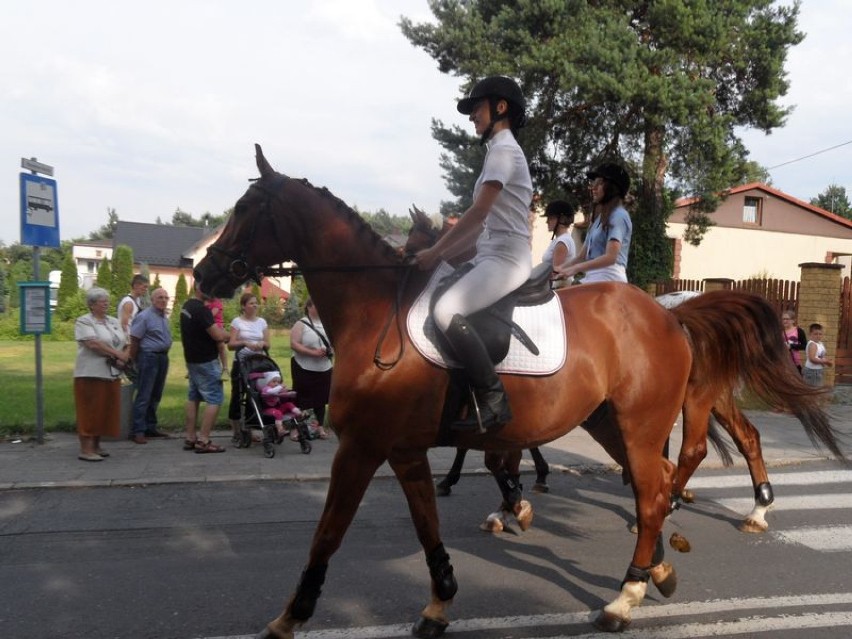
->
xmin=479 ymin=98 xmax=508 ymax=146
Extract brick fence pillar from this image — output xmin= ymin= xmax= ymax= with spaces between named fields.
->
xmin=798 ymin=262 xmax=844 ymax=388
xmin=703 ymin=278 xmax=734 ymax=293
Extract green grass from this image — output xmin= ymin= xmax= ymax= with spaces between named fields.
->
xmin=0 ymin=331 xmax=295 ymax=437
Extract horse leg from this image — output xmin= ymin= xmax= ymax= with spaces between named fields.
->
xmin=671 ymin=386 xmax=713 ymax=511
xmin=594 ymin=420 xmax=677 ymax=632
xmin=257 ymin=439 xmax=386 ymax=639
xmin=435 ymin=448 xmax=468 ymax=497
xmin=713 ymin=395 xmax=774 ymax=533
xmin=529 ymin=447 xmax=550 ymax=493
xmin=478 ymin=450 xmax=533 ymax=533
xmin=387 ymin=448 xmax=458 ymax=639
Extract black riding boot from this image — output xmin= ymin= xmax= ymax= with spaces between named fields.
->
xmin=444 ymin=314 xmax=512 ymax=433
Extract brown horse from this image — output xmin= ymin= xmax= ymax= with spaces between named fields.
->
xmin=670 ymin=293 xmax=847 ymax=531
xmin=403 ymin=210 xmax=847 ymax=536
xmin=196 ymin=145 xmax=697 ymax=637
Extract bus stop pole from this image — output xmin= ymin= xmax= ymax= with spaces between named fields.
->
xmin=34 ymin=245 xmax=45 ymax=444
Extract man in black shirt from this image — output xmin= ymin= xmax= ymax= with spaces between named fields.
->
xmin=180 ymin=282 xmax=230 ymax=453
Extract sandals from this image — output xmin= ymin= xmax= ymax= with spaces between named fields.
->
xmin=194 ymin=440 xmax=226 ymax=454
xmin=183 ymin=439 xmax=197 ymax=451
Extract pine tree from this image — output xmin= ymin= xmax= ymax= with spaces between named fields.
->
xmin=170 ymin=273 xmax=189 ymax=336
xmin=401 ymin=1 xmax=802 ymax=286
xmin=111 ymin=245 xmax=134 ymax=307
xmin=57 ymin=253 xmax=80 ymax=321
xmin=96 ymin=258 xmax=112 ymax=293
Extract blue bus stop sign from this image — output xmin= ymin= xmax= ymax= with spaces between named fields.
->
xmin=20 ymin=172 xmax=60 ymax=248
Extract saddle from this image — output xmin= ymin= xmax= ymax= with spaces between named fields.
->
xmin=428 ymin=262 xmax=555 ymax=364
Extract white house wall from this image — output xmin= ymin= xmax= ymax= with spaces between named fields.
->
xmin=668 ymin=223 xmax=852 ymax=281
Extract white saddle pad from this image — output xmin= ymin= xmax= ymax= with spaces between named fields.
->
xmin=407 ymin=263 xmax=566 ymax=375
xmin=655 ymin=290 xmax=702 ymax=309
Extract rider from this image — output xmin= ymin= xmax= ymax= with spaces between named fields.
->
xmin=540 ymin=199 xmax=577 ymax=288
xmin=415 ymin=76 xmax=533 ymax=433
xmin=558 ymin=163 xmax=632 ymax=284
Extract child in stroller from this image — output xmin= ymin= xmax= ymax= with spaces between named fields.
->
xmin=256 ymin=371 xmax=302 ymax=438
xmin=238 ymin=354 xmax=312 ymax=456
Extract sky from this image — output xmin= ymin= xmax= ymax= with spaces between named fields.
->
xmin=2 ymin=1 xmax=851 ymax=247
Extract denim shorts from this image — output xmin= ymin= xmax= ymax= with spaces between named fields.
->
xmin=187 ymin=360 xmax=224 ymax=405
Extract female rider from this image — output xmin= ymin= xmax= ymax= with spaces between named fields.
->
xmin=559 ymin=163 xmax=632 ymax=284
xmin=415 ymin=76 xmax=532 ymax=433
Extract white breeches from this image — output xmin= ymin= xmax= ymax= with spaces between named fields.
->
xmin=582 ymin=263 xmax=627 ymax=283
xmin=433 ymin=232 xmax=531 ymax=332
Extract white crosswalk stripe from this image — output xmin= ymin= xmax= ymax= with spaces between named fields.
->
xmin=687 ymin=469 xmax=852 ymax=489
xmin=691 ymin=468 xmax=852 ymax=553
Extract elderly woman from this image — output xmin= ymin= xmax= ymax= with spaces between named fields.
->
xmin=74 ymin=287 xmax=129 ymax=461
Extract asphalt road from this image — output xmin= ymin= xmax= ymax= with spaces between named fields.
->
xmin=1 ymin=460 xmax=851 ymax=639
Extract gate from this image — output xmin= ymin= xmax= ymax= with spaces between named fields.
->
xmin=837 ymin=276 xmax=852 ymax=385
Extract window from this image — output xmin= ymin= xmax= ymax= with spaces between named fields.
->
xmin=87 ymin=261 xmax=95 ymax=273
xmin=743 ymin=196 xmax=762 ymax=225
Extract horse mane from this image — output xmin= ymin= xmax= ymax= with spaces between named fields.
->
xmin=297 ymin=177 xmax=404 ymax=266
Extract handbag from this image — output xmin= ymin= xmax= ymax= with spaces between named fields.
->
xmin=300 ymin=317 xmax=333 ymax=361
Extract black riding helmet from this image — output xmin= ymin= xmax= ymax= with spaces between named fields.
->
xmin=457 ymin=76 xmax=527 ymax=143
xmin=586 ymin=163 xmax=631 ymax=199
xmin=541 ymin=199 xmax=576 ymax=227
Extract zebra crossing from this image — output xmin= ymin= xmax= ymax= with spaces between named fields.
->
xmin=686 ymin=466 xmax=852 ymax=552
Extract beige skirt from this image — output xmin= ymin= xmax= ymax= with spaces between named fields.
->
xmin=74 ymin=377 xmax=121 ymax=437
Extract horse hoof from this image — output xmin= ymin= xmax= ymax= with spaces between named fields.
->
xmin=592 ymin=609 xmax=630 ymax=633
xmin=412 ymin=616 xmax=448 ymax=639
xmin=669 ymin=532 xmax=691 ymax=553
xmin=531 ymin=481 xmax=549 ymax=494
xmin=435 ymin=483 xmax=452 ymax=497
xmin=738 ymin=518 xmax=768 ymax=534
xmin=254 ymin=625 xmax=292 ymax=639
xmin=515 ymin=500 xmax=534 ymax=531
xmin=681 ymin=488 xmax=696 ymax=503
xmin=628 ymin=522 xmax=638 ymax=535
xmin=480 ymin=512 xmax=505 ymax=533
xmin=650 ymin=562 xmax=678 ymax=598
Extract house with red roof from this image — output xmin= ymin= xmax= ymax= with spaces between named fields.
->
xmin=668 ymin=183 xmax=852 ymax=281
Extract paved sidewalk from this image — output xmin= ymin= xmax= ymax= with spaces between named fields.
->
xmin=0 ymin=405 xmax=849 ymax=490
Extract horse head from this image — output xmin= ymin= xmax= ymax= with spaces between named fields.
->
xmin=194 ymin=144 xmax=295 ymax=298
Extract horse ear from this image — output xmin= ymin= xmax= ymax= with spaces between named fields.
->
xmin=255 ymin=143 xmax=275 ymax=179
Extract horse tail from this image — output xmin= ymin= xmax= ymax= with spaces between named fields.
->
xmin=706 ymin=418 xmax=735 ymax=467
xmin=672 ymin=290 xmax=847 ymax=461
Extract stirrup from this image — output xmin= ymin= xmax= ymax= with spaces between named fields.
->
xmin=452 ymin=388 xmax=511 ymax=434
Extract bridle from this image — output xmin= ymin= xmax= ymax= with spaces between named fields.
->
xmin=203 ymin=173 xmax=414 ymax=370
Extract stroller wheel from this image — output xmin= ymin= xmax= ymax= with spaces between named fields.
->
xmin=239 ymin=430 xmax=252 ymax=448
xmin=264 ymin=443 xmax=275 ymax=458
xmin=300 ymin=438 xmax=312 ymax=454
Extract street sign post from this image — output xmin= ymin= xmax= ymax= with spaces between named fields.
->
xmin=19 ymin=157 xmax=57 ymax=444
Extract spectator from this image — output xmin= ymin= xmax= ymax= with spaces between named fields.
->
xmin=290 ymin=297 xmax=333 ymax=436
xmin=118 ymin=274 xmax=149 ymax=338
xmin=180 ymin=282 xmax=230 ymax=453
xmin=204 ymin=296 xmax=229 ymax=373
xmin=803 ymin=323 xmax=833 ymax=387
xmin=128 ymin=288 xmax=172 ymax=443
xmin=256 ymin=370 xmax=303 ymax=439
xmin=227 ymin=292 xmax=270 ymax=442
xmin=73 ymin=287 xmax=129 ymax=461
xmin=782 ymin=310 xmax=807 ymax=374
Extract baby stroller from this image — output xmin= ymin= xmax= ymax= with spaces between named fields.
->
xmin=235 ymin=353 xmax=312 ymax=457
